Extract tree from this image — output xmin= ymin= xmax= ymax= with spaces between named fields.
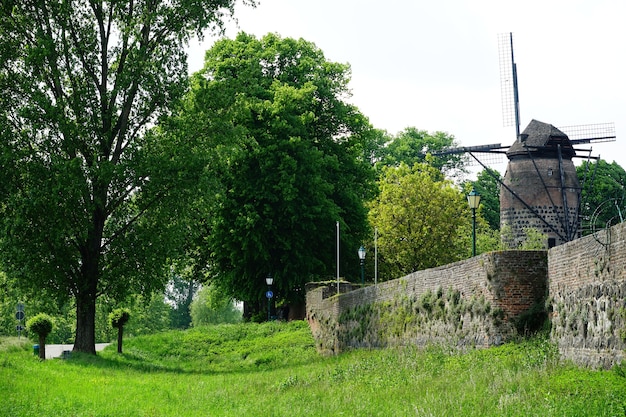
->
xmin=375 ymin=127 xmax=468 ymax=179
xmin=26 ymin=313 xmax=54 ymax=360
xmin=190 ymin=284 xmax=241 ymax=326
xmin=166 ymin=273 xmax=199 ymax=329
xmin=123 ymin=293 xmax=172 ymax=337
xmin=0 ymin=1 xmax=247 ymax=354
xmin=108 ymin=308 xmax=130 ymax=354
xmin=368 ymin=163 xmax=469 ymax=278
xmin=466 ymin=168 xmax=501 ymax=231
xmin=577 ymin=159 xmax=626 ymax=234
xmin=182 ymin=33 xmax=375 ymax=313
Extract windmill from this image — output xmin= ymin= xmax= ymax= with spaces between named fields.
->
xmin=438 ymin=33 xmax=616 ymax=248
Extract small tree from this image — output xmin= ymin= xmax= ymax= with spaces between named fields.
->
xmin=26 ymin=313 xmax=54 ymax=360
xmin=108 ymin=308 xmax=131 ymax=354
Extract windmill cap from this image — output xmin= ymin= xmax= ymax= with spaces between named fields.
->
xmin=507 ymin=119 xmax=575 ymax=159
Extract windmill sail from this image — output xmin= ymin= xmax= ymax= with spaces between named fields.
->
xmin=499 ymin=32 xmax=520 ymax=139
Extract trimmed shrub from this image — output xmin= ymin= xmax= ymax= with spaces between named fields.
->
xmin=26 ymin=313 xmax=54 ymax=360
xmin=109 ymin=308 xmax=131 ymax=353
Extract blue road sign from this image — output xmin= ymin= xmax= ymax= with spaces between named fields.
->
xmin=266 ymin=290 xmax=274 ymax=299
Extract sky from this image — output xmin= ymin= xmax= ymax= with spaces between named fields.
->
xmin=186 ymin=0 xmax=625 ymax=175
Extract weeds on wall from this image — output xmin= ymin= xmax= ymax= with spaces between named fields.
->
xmin=337 ymin=287 xmax=505 ymax=349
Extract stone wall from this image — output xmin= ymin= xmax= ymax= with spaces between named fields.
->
xmin=306 ymin=251 xmax=547 ymax=355
xmin=548 ymin=223 xmax=626 ymax=368
xmin=306 ymin=222 xmax=626 ymax=368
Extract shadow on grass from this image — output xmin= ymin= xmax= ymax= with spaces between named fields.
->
xmin=64 ymin=345 xmax=325 ymax=376
xmin=63 ymin=322 xmax=325 ymax=376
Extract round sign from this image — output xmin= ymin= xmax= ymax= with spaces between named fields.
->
xmin=15 ymin=311 xmax=25 ymax=321
xmin=266 ymin=290 xmax=274 ymax=299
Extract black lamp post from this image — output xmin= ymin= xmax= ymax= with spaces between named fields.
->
xmin=467 ymin=187 xmax=481 ymax=257
xmin=358 ymin=245 xmax=366 ymax=285
xmin=265 ymin=274 xmax=274 ymax=321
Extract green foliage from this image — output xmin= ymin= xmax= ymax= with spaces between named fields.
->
xmin=165 ymin=274 xmax=199 ymax=329
xmin=466 ymin=168 xmax=502 ymax=230
xmin=500 ymin=225 xmax=549 ymax=250
xmin=123 ymin=294 xmax=172 ymax=338
xmin=577 ymin=159 xmax=626 ymax=235
xmin=513 ymin=301 xmax=550 ymax=336
xmin=190 ymin=284 xmax=242 ymax=326
xmin=376 ymin=127 xmax=469 ymax=179
xmin=184 ymin=32 xmax=375 ymax=306
xmin=108 ymin=308 xmax=130 ymax=329
xmin=1 ymin=323 xmax=624 ymax=416
xmin=369 ymin=163 xmax=470 ymax=277
xmin=26 ymin=313 xmax=54 ymax=339
xmin=0 ymin=0 xmax=244 ymax=353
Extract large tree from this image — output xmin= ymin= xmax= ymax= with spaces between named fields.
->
xmin=0 ymin=0 xmax=246 ymax=353
xmin=182 ymin=33 xmax=375 ymax=313
xmin=369 ymin=163 xmax=469 ymax=278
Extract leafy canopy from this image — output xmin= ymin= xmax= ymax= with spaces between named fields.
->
xmin=577 ymin=159 xmax=626 ymax=234
xmin=0 ymin=0 xmax=245 ymax=353
xmin=26 ymin=313 xmax=54 ymax=338
xmin=369 ymin=163 xmax=469 ymax=278
xmin=181 ymin=32 xmax=375 ymax=306
xmin=375 ymin=127 xmax=468 ymax=179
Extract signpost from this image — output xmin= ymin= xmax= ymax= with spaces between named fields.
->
xmin=266 ymin=290 xmax=273 ymax=321
xmin=16 ymin=303 xmax=25 ymax=339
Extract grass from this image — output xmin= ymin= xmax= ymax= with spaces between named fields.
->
xmin=1 ymin=321 xmax=626 ymax=416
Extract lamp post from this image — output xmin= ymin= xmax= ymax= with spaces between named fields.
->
xmin=265 ymin=274 xmax=274 ymax=321
xmin=467 ymin=187 xmax=481 ymax=257
xmin=358 ymin=245 xmax=366 ymax=285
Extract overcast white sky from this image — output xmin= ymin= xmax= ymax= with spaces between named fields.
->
xmin=187 ymin=0 xmax=625 ymax=175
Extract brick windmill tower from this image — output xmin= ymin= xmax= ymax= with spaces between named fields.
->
xmin=439 ymin=34 xmax=615 ymax=249
xmin=500 ymin=119 xmax=580 ymax=247
xmin=497 ymin=34 xmax=615 ymax=248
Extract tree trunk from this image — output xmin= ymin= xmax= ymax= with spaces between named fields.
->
xmin=74 ymin=189 xmax=105 ymax=355
xmin=117 ymin=326 xmax=124 ymax=354
xmin=74 ymin=288 xmax=97 ymax=354
xmin=38 ymin=334 xmax=46 ymax=360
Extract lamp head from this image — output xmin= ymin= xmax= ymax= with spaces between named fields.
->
xmin=467 ymin=187 xmax=481 ymax=209
xmin=358 ymin=245 xmax=366 ymax=260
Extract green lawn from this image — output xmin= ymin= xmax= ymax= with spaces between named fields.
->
xmin=1 ymin=321 xmax=625 ymax=416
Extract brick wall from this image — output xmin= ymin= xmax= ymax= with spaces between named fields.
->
xmin=306 ymin=251 xmax=547 ymax=355
xmin=306 ymin=222 xmax=626 ymax=368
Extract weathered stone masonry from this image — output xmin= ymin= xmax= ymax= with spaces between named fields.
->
xmin=549 ymin=223 xmax=626 ymax=368
xmin=306 ymin=251 xmax=547 ymax=355
xmin=307 ymin=222 xmax=626 ymax=368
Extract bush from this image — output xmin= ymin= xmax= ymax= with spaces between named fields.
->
xmin=109 ymin=308 xmax=131 ymax=329
xmin=109 ymin=308 xmax=131 ymax=353
xmin=26 ymin=313 xmax=54 ymax=360
xmin=26 ymin=313 xmax=54 ymax=339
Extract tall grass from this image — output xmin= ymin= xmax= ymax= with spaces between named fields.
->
xmin=1 ymin=322 xmax=625 ymax=416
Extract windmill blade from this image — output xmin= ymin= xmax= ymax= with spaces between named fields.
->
xmin=433 ymin=143 xmax=508 ymax=168
xmin=498 ymin=32 xmax=520 ymax=139
xmin=559 ymin=122 xmax=616 ymax=144
xmin=434 ymin=143 xmax=506 ymax=155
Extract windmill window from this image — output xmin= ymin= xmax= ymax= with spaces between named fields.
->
xmin=547 ymin=168 xmax=553 ymax=176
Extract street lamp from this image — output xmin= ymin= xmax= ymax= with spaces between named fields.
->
xmin=265 ymin=274 xmax=274 ymax=321
xmin=467 ymin=187 xmax=481 ymax=257
xmin=358 ymin=245 xmax=366 ymax=285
